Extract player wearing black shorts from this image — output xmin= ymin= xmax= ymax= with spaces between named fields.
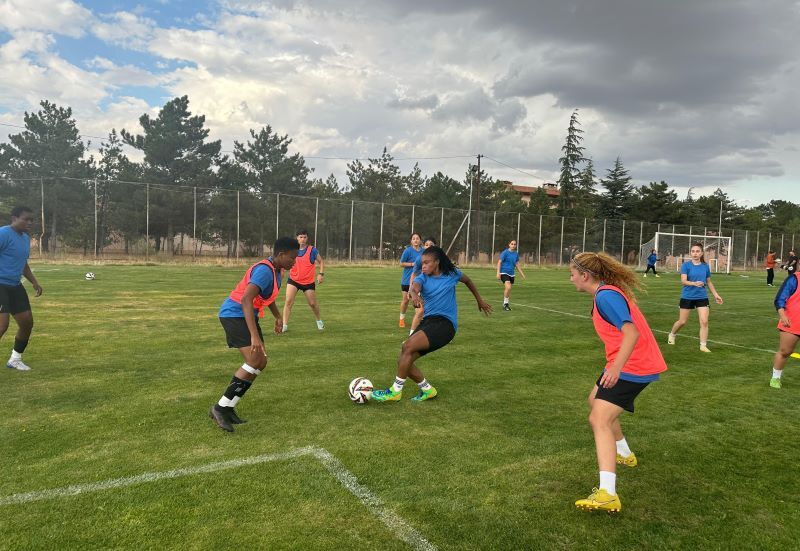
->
xmin=1 ymin=206 xmax=43 ymax=372
xmin=209 ymin=237 xmax=299 ymax=432
xmin=282 ymin=229 xmax=325 ymax=332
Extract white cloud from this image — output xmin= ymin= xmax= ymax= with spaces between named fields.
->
xmin=0 ymin=0 xmax=93 ymax=38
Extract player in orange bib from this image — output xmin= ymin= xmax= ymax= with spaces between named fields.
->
xmin=282 ymin=229 xmax=325 ymax=332
xmin=210 ymin=237 xmax=299 ymax=432
xmin=569 ymin=252 xmax=668 ymax=513
xmin=770 ymin=269 xmax=800 ymax=389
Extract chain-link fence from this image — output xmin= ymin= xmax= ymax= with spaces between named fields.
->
xmin=0 ymin=176 xmax=793 ymax=270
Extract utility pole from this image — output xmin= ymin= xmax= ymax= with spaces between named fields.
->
xmin=475 ymin=154 xmax=482 ymax=261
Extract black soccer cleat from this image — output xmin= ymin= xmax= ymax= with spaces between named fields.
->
xmin=228 ymin=408 xmax=247 ymax=424
xmin=209 ymin=406 xmax=234 ymax=432
xmin=503 ymin=303 xmax=511 ymax=311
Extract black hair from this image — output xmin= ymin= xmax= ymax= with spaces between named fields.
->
xmin=274 ymin=236 xmax=300 ymax=254
xmin=422 ymin=246 xmax=457 ymax=275
xmin=11 ymin=206 xmax=33 ymax=218
xmin=296 ymin=229 xmax=309 ymax=237
xmin=424 ymin=236 xmax=437 ymax=245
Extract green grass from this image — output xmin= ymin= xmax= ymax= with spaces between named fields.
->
xmin=2 ymin=263 xmax=799 ymax=550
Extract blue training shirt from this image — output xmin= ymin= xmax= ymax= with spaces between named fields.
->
xmin=499 ymin=249 xmax=519 ymax=276
xmin=595 ymin=287 xmax=660 ymax=383
xmin=297 ymin=246 xmax=318 ymax=264
xmin=400 ymin=246 xmax=422 ymax=285
xmin=680 ymin=261 xmax=711 ymax=300
xmin=647 ymin=253 xmax=658 ymax=265
xmin=414 ymin=269 xmax=463 ymax=330
xmin=775 ymin=275 xmax=798 ymax=310
xmin=0 ymin=225 xmax=30 ymax=286
xmin=219 ymin=261 xmax=282 ymax=318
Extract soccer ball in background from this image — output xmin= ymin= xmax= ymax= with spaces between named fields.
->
xmin=85 ymin=272 xmax=96 ymax=280
xmin=348 ymin=377 xmax=373 ymax=403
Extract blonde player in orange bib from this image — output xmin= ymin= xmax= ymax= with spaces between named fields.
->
xmin=282 ymin=229 xmax=325 ymax=332
xmin=569 ymin=252 xmax=668 ymax=513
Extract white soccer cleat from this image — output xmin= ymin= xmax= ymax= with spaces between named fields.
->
xmin=7 ymin=358 xmax=31 ymax=371
xmin=316 ymin=320 xmax=325 ymax=330
xmin=699 ymin=345 xmax=711 ymax=353
xmin=282 ymin=324 xmax=289 ymax=332
xmin=667 ymin=333 xmax=676 ymax=345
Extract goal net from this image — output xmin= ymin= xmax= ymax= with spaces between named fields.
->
xmin=639 ymin=232 xmax=731 ymax=274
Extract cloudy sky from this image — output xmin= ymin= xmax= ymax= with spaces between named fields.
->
xmin=1 ymin=0 xmax=798 ymax=206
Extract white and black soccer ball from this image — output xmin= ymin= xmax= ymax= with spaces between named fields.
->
xmin=348 ymin=377 xmax=373 ymax=404
xmin=84 ymin=272 xmax=96 ymax=280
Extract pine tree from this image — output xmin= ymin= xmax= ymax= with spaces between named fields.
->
xmin=557 ymin=109 xmax=586 ymax=215
xmin=598 ymin=157 xmax=633 ymax=219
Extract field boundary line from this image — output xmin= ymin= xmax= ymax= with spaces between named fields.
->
xmin=511 ymin=302 xmax=776 ymax=355
xmin=0 ymin=445 xmax=436 ymax=551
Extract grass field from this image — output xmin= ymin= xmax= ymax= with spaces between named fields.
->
xmin=2 ymin=262 xmax=799 ymax=550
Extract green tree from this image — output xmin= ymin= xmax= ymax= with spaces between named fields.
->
xmin=122 ymin=96 xmax=221 ymax=254
xmin=598 ymin=157 xmax=633 ymax=219
xmin=233 ymin=126 xmax=312 ymax=196
xmin=574 ymin=158 xmax=598 ymax=218
xmin=556 ymin=109 xmax=586 ymax=215
xmin=346 ymin=147 xmax=404 ymax=202
xmin=630 ymin=181 xmax=679 ymax=223
xmin=0 ymin=100 xmax=94 ymax=252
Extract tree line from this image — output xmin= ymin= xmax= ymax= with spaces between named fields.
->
xmin=0 ymin=98 xmax=797 ymax=256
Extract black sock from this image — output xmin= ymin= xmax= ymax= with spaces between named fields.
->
xmin=215 ymin=376 xmax=252 ymax=411
xmin=13 ymin=339 xmax=29 ymax=354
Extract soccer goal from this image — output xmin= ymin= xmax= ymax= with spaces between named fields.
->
xmin=639 ymin=232 xmax=732 ymax=274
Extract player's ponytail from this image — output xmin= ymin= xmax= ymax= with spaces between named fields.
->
xmin=691 ymin=242 xmax=706 ymax=264
xmin=571 ymin=252 xmax=642 ymax=301
xmin=422 ymin=246 xmax=458 ymax=276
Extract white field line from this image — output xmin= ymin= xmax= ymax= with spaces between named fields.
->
xmin=0 ymin=445 xmax=437 ymax=551
xmin=511 ymin=302 xmax=777 ymax=355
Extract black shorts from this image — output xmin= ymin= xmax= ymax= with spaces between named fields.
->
xmin=500 ymin=274 xmax=515 ymax=284
xmin=288 ymin=278 xmax=316 ymax=292
xmin=0 ymin=284 xmax=31 ymax=315
xmin=679 ymin=298 xmax=710 ymax=309
xmin=401 ymin=284 xmax=410 ymax=292
xmin=220 ymin=317 xmax=263 ymax=349
xmin=413 ymin=316 xmax=456 ymax=356
xmin=594 ymin=373 xmax=650 ymax=413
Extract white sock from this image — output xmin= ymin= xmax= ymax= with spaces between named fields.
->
xmin=668 ymin=332 xmax=676 ymax=338
xmin=616 ymin=438 xmax=632 ymax=457
xmin=599 ymin=471 xmax=616 ymax=495
xmin=700 ymin=341 xmax=708 ymax=347
xmin=282 ymin=324 xmax=288 ymax=331
xmin=10 ymin=350 xmax=22 ymax=361
xmin=418 ymin=378 xmax=432 ymax=390
xmin=409 ymin=329 xmax=414 ymax=336
xmin=503 ymin=297 xmax=509 ymax=304
xmin=230 ymin=396 xmax=241 ymax=407
xmin=218 ymin=396 xmax=234 ymax=407
xmin=773 ymin=368 xmax=783 ymax=379
xmin=392 ymin=377 xmax=406 ymax=392
xmin=399 ymin=313 xmax=406 ymax=320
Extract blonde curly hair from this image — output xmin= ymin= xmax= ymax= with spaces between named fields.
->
xmin=571 ymin=251 xmax=642 ymax=301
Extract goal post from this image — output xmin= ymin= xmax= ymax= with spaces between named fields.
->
xmin=639 ymin=232 xmax=732 ymax=274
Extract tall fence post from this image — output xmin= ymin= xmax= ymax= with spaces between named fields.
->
xmin=440 ymin=208 xmax=444 ymax=246
xmin=537 ymin=214 xmax=542 ymax=265
xmin=767 ymin=232 xmax=772 ymax=253
xmin=193 ymin=187 xmax=197 ymax=258
xmin=582 ymin=218 xmax=587 ymax=252
xmin=743 ymin=230 xmax=748 ymax=270
xmin=602 ymin=219 xmax=607 ymax=252
xmin=379 ymin=202 xmax=384 ymax=262
xmin=275 ymin=193 xmax=280 ymax=240
xmin=349 ymin=200 xmax=354 ymax=262
xmin=781 ymin=234 xmax=785 ymax=257
xmin=620 ymin=219 xmax=626 ymax=262
xmin=559 ymin=216 xmax=565 ymax=265
xmin=145 ymin=183 xmax=149 ymax=261
xmin=638 ymin=221 xmax=644 ymax=262
xmin=236 ymin=191 xmax=240 ymax=261
xmin=671 ymin=225 xmax=676 ymax=256
xmin=39 ymin=178 xmax=44 ymax=257
xmin=411 ymin=205 xmax=415 ymax=233
xmin=93 ymin=178 xmax=98 ymax=259
xmin=755 ymin=230 xmax=760 ymax=264
xmin=491 ymin=211 xmax=497 ymax=265
xmin=516 ymin=212 xmax=521 ymax=251
xmin=314 ymin=197 xmax=320 ymax=247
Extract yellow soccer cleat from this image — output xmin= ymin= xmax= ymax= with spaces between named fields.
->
xmin=616 ymin=452 xmax=638 ymax=467
xmin=575 ymin=488 xmax=622 ymax=513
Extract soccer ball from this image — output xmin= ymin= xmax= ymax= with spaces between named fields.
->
xmin=348 ymin=377 xmax=373 ymax=403
xmin=84 ymin=272 xmax=96 ymax=280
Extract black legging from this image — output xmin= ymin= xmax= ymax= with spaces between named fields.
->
xmin=767 ymin=268 xmax=774 ymax=285
xmin=645 ymin=264 xmax=657 ymax=275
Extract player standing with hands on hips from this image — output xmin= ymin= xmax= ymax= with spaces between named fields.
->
xmin=569 ymin=252 xmax=668 ymax=513
xmin=1 ymin=206 xmax=43 ymax=371
xmin=210 ymin=237 xmax=299 ymax=432
xmin=496 ymin=239 xmax=526 ymax=311
xmin=667 ymin=243 xmax=723 ymax=352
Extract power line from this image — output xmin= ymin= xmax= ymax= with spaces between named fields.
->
xmin=482 ymin=156 xmax=549 ymax=183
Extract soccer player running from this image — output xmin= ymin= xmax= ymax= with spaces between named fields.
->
xmin=407 ymin=236 xmax=437 ymax=335
xmin=496 ymin=239 xmax=526 ymax=310
xmin=643 ymin=249 xmax=660 ymax=278
xmin=373 ymin=246 xmax=492 ymax=402
xmin=769 ymin=267 xmax=800 ymax=389
xmin=1 ymin=206 xmax=43 ymax=372
xmin=398 ymin=233 xmax=423 ymax=328
xmin=570 ymin=252 xmax=667 ymax=513
xmin=210 ymin=237 xmax=299 ymax=432
xmin=667 ymin=243 xmax=723 ymax=353
xmin=282 ymin=229 xmax=325 ymax=332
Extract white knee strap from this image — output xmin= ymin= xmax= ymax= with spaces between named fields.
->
xmin=241 ymin=363 xmax=261 ymax=376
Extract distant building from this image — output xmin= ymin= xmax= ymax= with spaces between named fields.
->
xmin=500 ymin=181 xmax=560 ymax=206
